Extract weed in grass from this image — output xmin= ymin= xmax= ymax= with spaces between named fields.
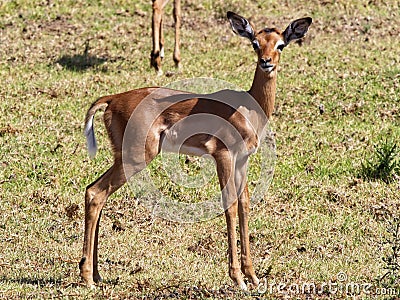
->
xmin=380 ymin=216 xmax=400 ymax=291
xmin=360 ymin=139 xmax=399 ymax=183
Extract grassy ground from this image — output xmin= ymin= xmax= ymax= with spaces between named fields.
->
xmin=0 ymin=0 xmax=399 ymax=299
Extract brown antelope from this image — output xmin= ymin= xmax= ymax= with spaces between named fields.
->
xmin=151 ymin=0 xmax=181 ymax=75
xmin=79 ymin=12 xmax=312 ymax=290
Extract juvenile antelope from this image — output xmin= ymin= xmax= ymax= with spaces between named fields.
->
xmin=79 ymin=12 xmax=312 ymax=290
xmin=151 ymin=0 xmax=181 ymax=74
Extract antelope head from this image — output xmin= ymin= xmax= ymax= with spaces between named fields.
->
xmin=227 ymin=12 xmax=312 ymax=78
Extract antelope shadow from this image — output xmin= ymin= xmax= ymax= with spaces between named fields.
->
xmin=55 ymin=40 xmax=122 ymax=72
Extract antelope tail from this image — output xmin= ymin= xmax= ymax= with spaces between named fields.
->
xmin=84 ymin=98 xmax=109 ymax=158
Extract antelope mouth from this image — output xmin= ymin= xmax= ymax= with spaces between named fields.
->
xmin=259 ymin=64 xmax=275 ymax=73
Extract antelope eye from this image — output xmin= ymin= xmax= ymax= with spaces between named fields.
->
xmin=252 ymin=40 xmax=260 ymax=51
xmin=276 ymin=42 xmax=285 ymax=53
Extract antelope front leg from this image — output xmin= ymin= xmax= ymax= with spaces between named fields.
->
xmin=151 ymin=0 xmax=164 ymax=74
xmin=225 ymin=200 xmax=247 ymax=290
xmin=216 ymin=154 xmax=246 ymax=290
xmin=238 ymin=184 xmax=259 ymax=286
xmin=173 ymin=0 xmax=181 ymax=69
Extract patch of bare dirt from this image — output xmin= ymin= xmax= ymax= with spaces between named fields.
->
xmin=0 ymin=125 xmax=21 ymax=137
xmin=187 ymin=234 xmax=216 ymax=256
xmin=145 ymin=284 xmax=243 ymax=299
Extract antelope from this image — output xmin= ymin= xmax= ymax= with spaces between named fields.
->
xmin=151 ymin=0 xmax=181 ymax=75
xmin=79 ymin=12 xmax=312 ymax=290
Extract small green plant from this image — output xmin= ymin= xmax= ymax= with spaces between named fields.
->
xmin=379 ymin=216 xmax=400 ymax=290
xmin=360 ymin=139 xmax=399 ymax=183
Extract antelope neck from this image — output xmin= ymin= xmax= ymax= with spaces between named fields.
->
xmin=248 ymin=65 xmax=277 ymax=119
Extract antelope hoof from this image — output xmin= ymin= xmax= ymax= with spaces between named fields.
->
xmin=238 ymin=280 xmax=248 ymax=291
xmin=93 ymin=273 xmax=102 ymax=283
xmin=242 ymin=265 xmax=259 ymax=287
xmin=88 ymin=283 xmax=96 ymax=290
xmin=150 ymin=51 xmax=162 ymax=74
xmin=79 ymin=257 xmax=97 ymax=288
xmin=174 ymin=61 xmax=182 ymax=71
xmin=81 ymin=277 xmax=96 ymax=289
xmin=248 ymin=275 xmax=260 ymax=287
xmin=229 ymin=269 xmax=247 ymax=291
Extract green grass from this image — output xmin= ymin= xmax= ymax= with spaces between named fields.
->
xmin=1 ymin=0 xmax=400 ymax=298
xmin=360 ymin=139 xmax=399 ymax=183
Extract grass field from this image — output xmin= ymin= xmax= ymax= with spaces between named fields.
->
xmin=1 ymin=0 xmax=399 ymax=298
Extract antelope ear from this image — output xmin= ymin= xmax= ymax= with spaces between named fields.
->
xmin=227 ymin=11 xmax=255 ymax=41
xmin=283 ymin=17 xmax=312 ymax=45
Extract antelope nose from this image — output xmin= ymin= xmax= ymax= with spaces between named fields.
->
xmin=260 ymin=57 xmax=272 ymax=64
